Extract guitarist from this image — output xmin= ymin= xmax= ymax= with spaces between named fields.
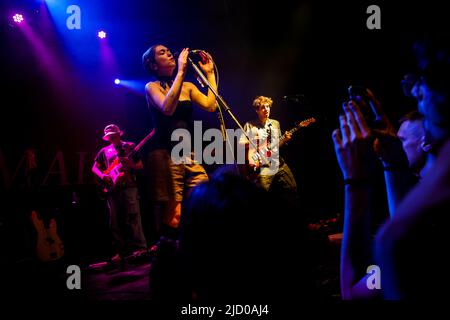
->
xmin=92 ymin=124 xmax=147 ymax=262
xmin=239 ymin=96 xmax=298 ymax=196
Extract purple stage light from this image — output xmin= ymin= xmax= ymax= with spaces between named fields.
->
xmin=13 ymin=14 xmax=24 ymax=24
xmin=98 ymin=31 xmax=106 ymax=39
xmin=114 ymin=79 xmax=120 ymax=85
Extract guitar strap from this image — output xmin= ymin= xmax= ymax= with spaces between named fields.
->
xmin=115 ymin=143 xmax=125 ymax=157
xmin=256 ymin=132 xmax=260 ymax=153
xmin=267 ymin=123 xmax=272 ymax=161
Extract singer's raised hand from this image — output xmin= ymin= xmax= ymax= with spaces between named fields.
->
xmin=198 ymin=51 xmax=215 ymax=75
xmin=177 ymin=48 xmax=189 ymax=75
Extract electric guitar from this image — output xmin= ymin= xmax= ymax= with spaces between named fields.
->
xmin=31 ymin=210 xmax=64 ymax=262
xmin=247 ymin=117 xmax=316 ymax=171
xmin=101 ymin=128 xmax=155 ymax=193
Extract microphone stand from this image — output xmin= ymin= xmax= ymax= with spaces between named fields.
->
xmin=188 ymin=57 xmax=257 ymax=172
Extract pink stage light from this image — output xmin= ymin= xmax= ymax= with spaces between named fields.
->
xmin=12 ymin=14 xmax=24 ymax=24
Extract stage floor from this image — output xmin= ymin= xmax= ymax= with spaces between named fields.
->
xmin=84 ymin=258 xmax=152 ymax=300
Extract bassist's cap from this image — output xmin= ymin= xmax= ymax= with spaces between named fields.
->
xmin=103 ymin=124 xmax=123 ymax=141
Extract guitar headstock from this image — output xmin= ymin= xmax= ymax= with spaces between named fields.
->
xmin=296 ymin=117 xmax=316 ymax=128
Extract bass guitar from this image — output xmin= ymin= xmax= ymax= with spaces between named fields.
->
xmin=31 ymin=210 xmax=64 ymax=262
xmin=101 ymin=128 xmax=155 ymax=193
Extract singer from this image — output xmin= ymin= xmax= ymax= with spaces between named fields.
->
xmin=142 ymin=44 xmax=217 ymax=238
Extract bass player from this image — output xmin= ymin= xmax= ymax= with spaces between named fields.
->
xmin=92 ymin=124 xmax=148 ymax=262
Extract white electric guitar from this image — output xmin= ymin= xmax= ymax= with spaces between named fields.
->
xmin=248 ymin=117 xmax=316 ymax=170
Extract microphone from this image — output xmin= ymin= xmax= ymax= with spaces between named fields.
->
xmin=174 ymin=50 xmax=209 ymax=68
xmin=173 ymin=49 xmax=205 ymax=58
xmin=282 ymin=94 xmax=305 ymax=103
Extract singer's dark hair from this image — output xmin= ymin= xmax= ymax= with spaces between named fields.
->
xmin=142 ymin=44 xmax=162 ymax=76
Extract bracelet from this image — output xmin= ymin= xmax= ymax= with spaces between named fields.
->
xmin=343 ymin=178 xmax=373 ymax=186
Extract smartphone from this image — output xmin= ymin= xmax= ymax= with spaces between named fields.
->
xmin=347 ymin=85 xmax=381 ymax=127
xmin=347 ymin=85 xmax=368 ymax=101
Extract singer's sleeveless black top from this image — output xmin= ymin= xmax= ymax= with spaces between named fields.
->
xmin=148 ymin=100 xmax=194 ymax=151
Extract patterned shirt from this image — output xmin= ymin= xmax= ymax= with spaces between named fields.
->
xmin=239 ymin=119 xmax=282 ymax=176
xmin=94 ymin=141 xmax=141 ymax=188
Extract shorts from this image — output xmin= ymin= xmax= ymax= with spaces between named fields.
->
xmin=147 ymin=149 xmax=209 ymax=202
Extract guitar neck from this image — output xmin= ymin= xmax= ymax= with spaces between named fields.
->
xmin=257 ymin=119 xmax=313 ymax=155
xmin=278 ymin=126 xmax=301 ymax=148
xmin=126 ymin=129 xmax=155 ymax=159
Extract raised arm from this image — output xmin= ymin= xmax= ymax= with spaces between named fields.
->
xmin=188 ymin=52 xmax=217 ymax=112
xmin=145 ymin=48 xmax=190 ymax=116
xmin=332 ymin=101 xmax=380 ymax=299
xmin=366 ymin=89 xmax=417 ymax=217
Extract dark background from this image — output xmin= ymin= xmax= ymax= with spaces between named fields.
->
xmin=1 ymin=0 xmax=449 ymax=264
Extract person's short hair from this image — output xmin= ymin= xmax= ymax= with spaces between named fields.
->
xmin=414 ymin=35 xmax=450 ymax=78
xmin=414 ymin=35 xmax=450 ymax=121
xmin=399 ymin=110 xmax=425 ymax=125
xmin=142 ymin=44 xmax=161 ymax=76
xmin=252 ymin=96 xmax=273 ymax=109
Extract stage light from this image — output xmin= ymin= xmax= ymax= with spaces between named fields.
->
xmin=12 ymin=13 xmax=24 ymax=24
xmin=114 ymin=79 xmax=120 ymax=85
xmin=98 ymin=30 xmax=106 ymax=39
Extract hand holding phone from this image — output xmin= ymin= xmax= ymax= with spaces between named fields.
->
xmin=347 ymin=86 xmax=403 ymax=163
xmin=347 ymin=85 xmax=384 ymax=129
